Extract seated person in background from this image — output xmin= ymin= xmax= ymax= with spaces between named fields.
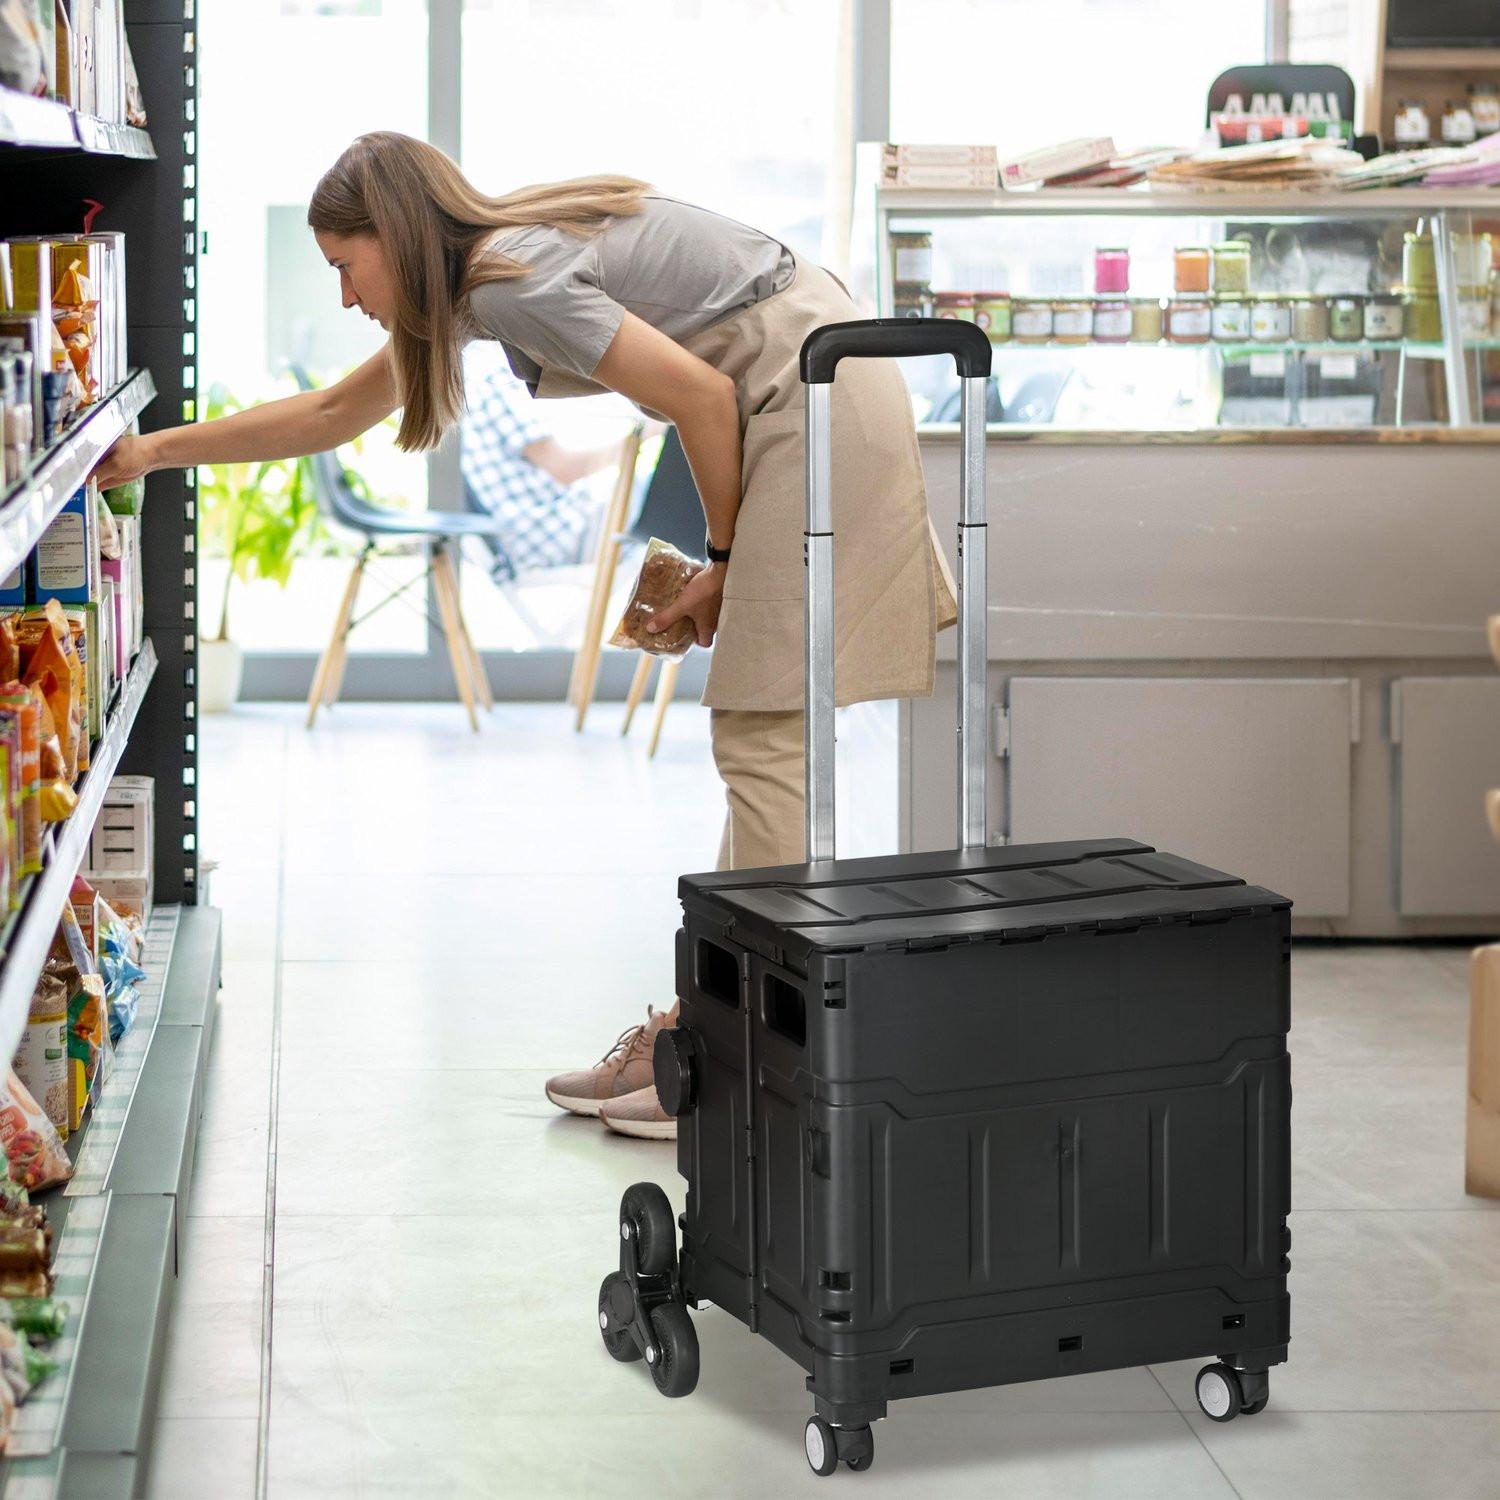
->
xmin=460 ymin=339 xmax=625 ymax=581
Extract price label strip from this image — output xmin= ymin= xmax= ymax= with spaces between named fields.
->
xmin=65 ymin=907 xmax=180 ymax=1200
xmin=3 ymin=1191 xmax=111 ymax=1472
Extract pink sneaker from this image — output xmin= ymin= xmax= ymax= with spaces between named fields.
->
xmin=544 ymin=1007 xmax=671 ymax=1118
xmin=599 ymin=1084 xmax=676 ymax=1141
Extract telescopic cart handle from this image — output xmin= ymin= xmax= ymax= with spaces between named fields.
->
xmin=799 ymin=318 xmax=992 ymax=862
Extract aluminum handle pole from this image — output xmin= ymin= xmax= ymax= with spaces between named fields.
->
xmin=1433 ymin=211 xmax=1475 ymax=428
xmin=805 ymin=381 xmax=836 ymax=862
xmin=957 ymin=376 xmax=988 ymax=850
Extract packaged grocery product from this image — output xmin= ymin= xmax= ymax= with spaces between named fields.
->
xmin=6 ymin=1299 xmax=66 ymax=1342
xmin=0 ymin=686 xmax=41 ymax=875
xmin=0 ymin=704 xmax=21 ymax=901
xmin=18 ymin=604 xmax=80 ymax=780
xmin=98 ymin=909 xmax=144 ymax=1045
xmin=30 ymin=686 xmax=74 ymax=823
xmin=0 ymin=1323 xmax=31 ymax=1404
xmin=13 ymin=968 xmax=67 ymax=1139
xmin=51 ymin=259 xmax=98 ymax=408
xmin=609 ymin=538 xmax=704 ymax=660
xmin=0 ymin=1069 xmax=70 ymax=1195
xmin=0 ymin=1216 xmax=51 ymax=1299
xmin=0 ymin=1366 xmax=13 ymax=1452
xmin=22 ymin=1341 xmax=55 ymax=1390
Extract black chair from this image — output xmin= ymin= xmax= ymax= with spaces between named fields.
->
xmin=1206 ymin=64 xmax=1356 ymax=125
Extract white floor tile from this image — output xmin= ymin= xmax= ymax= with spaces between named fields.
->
xmin=149 ymin=704 xmax=1500 ymax=1500
xmin=156 ymin=1216 xmax=265 ymax=1420
xmin=145 ymin=1416 xmax=259 ymax=1499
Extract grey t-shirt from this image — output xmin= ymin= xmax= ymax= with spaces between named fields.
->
xmin=465 ymin=194 xmax=795 ymax=393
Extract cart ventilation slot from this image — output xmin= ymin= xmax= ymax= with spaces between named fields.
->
xmin=819 ymin=1270 xmax=851 ymax=1291
xmin=696 ymin=939 xmax=740 ymax=1008
xmin=1222 ymin=1314 xmax=1245 ymax=1331
xmin=889 ymin=1359 xmax=914 ymax=1376
xmin=1058 ymin=1335 xmax=1083 ymax=1353
xmin=762 ymin=975 xmax=806 ymax=1046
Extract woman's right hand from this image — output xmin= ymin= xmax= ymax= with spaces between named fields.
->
xmin=93 ymin=432 xmax=157 ymax=491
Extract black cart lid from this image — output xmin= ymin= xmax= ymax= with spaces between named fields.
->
xmin=680 ymin=838 xmax=1291 ymax=963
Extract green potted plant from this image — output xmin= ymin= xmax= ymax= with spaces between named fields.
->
xmin=198 ymin=382 xmax=325 ymax=711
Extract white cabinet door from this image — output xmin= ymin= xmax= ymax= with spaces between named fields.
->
xmin=1007 ymin=677 xmax=1356 ymax=917
xmin=1392 ymin=677 xmax=1500 ymax=917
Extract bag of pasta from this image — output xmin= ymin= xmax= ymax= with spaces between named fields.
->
xmin=609 ymin=537 xmax=704 ymax=660
xmin=29 ymin=686 xmax=74 ymax=824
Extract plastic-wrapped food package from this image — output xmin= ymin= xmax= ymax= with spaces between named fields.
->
xmin=13 ymin=970 xmax=67 ymax=1140
xmin=0 ymin=1070 xmax=71 ymax=1194
xmin=0 ymin=1217 xmax=50 ymax=1299
xmin=0 ymin=686 xmax=42 ymax=875
xmin=0 ymin=1324 xmax=29 ymax=1404
xmin=0 ymin=0 xmax=45 ymax=95
xmin=30 ymin=687 xmax=74 ymax=824
xmin=99 ymin=924 xmax=145 ymax=1045
xmin=609 ymin=537 xmax=704 ymax=660
xmin=6 ymin=1299 xmax=66 ymax=1343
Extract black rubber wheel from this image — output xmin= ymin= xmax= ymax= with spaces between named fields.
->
xmin=1242 ymin=1394 xmax=1269 ymax=1416
xmin=804 ymin=1416 xmax=839 ymax=1477
xmin=1195 ymin=1362 xmax=1243 ymax=1423
xmin=621 ymin=1183 xmax=675 ymax=1277
xmin=597 ymin=1273 xmax=640 ymax=1363
xmin=646 ymin=1302 xmax=699 ymax=1398
xmin=847 ymin=1452 xmax=875 ymax=1472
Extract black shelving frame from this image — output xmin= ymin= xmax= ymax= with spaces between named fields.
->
xmin=0 ymin=0 xmax=200 ymax=906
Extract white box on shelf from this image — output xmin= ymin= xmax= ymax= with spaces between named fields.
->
xmin=83 ymin=773 xmax=153 ymax=916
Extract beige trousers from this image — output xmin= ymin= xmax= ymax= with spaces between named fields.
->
xmin=710 ymin=707 xmax=806 ymax=872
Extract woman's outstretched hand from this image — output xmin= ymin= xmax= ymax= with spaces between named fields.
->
xmin=93 ymin=433 xmax=157 ymax=491
xmin=647 ymin=560 xmax=726 ymax=649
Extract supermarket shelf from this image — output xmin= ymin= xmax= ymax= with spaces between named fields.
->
xmin=0 ymin=87 xmax=155 ymax=159
xmin=0 ymin=369 xmax=155 ymax=582
xmin=0 ymin=639 xmax=158 ymax=1065
xmin=0 ymin=904 xmax=221 ymax=1499
xmin=1383 ymin=48 xmax=1500 ymax=71
xmin=976 ymin=338 xmax=1426 ymax=355
xmin=879 ymin=186 xmax=1500 ymax=217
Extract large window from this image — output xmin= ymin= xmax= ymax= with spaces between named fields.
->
xmin=455 ymin=0 xmax=843 ymax=653
xmin=891 ymin=1 xmax=1266 ymax=150
xmin=198 ymin=0 xmax=430 ymax=656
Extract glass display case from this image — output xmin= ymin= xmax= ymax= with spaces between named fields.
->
xmin=870 ymin=186 xmax=1500 ymax=433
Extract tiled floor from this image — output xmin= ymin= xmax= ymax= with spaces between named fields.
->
xmin=145 ymin=701 xmax=1500 ymax=1499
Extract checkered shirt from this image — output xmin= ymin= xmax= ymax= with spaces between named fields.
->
xmin=460 ymin=341 xmax=599 ymax=580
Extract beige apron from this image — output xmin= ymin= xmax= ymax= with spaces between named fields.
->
xmin=529 ymin=254 xmax=957 ymax=712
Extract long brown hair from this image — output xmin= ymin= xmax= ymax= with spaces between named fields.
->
xmin=307 ymin=131 xmax=649 ymax=452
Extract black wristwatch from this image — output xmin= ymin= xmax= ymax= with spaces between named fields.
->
xmin=705 ymin=533 xmax=732 ymax=565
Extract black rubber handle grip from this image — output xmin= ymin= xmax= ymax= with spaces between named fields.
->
xmin=800 ymin=317 xmax=993 ymax=384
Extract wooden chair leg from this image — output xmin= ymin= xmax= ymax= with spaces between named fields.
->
xmin=438 ymin=549 xmax=494 ymax=711
xmin=431 ymin=544 xmax=480 ymax=731
xmin=621 ymin=653 xmax=654 ymax=736
xmin=306 ymin=550 xmax=366 ymax=728
xmin=572 ymin=423 xmax=643 ymax=728
xmin=646 ymin=656 xmax=682 ymax=759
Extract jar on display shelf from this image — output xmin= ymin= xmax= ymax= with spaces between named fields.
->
xmin=1291 ymin=296 xmax=1330 ymax=343
xmin=1364 ymin=293 xmax=1405 ymax=341
xmin=1173 ymin=245 xmax=1211 ymax=295
xmin=890 ymin=230 xmax=933 ymax=290
xmin=1129 ymin=297 xmax=1164 ymax=342
xmin=894 ymin=291 xmax=931 ymax=320
xmin=1166 ymin=295 xmax=1211 ymax=344
xmin=1093 ymin=298 xmax=1132 ymax=343
xmin=1051 ymin=299 xmax=1092 ymax=344
xmin=1403 ymin=231 xmax=1436 ymax=292
xmin=1250 ymin=297 xmax=1291 ymax=343
xmin=1329 ymin=295 xmax=1364 ymax=341
xmin=1403 ymin=289 xmax=1441 ymax=343
xmin=1211 ymin=240 xmax=1251 ymax=295
xmin=1211 ymin=295 xmax=1251 ymax=342
xmin=1442 ymin=100 xmax=1478 ymax=146
xmin=1459 ymin=288 xmax=1489 ymax=339
xmin=1393 ymin=100 xmax=1431 ymax=147
xmin=933 ymin=291 xmax=976 ymax=322
xmin=1471 ymin=81 xmax=1500 ymax=138
xmin=973 ymin=292 xmax=1011 ymax=341
xmin=1093 ymin=247 xmax=1129 ymax=295
xmin=1012 ymin=297 xmax=1053 ymax=343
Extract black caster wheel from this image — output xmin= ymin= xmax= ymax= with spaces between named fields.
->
xmin=804 ymin=1416 xmax=839 ymax=1477
xmin=645 ymin=1302 xmax=699 ymax=1398
xmin=1242 ymin=1395 xmax=1269 ymax=1416
xmin=838 ymin=1424 xmax=874 ymax=1472
xmin=597 ymin=1273 xmax=640 ymax=1363
xmin=1196 ymin=1362 xmax=1244 ymax=1422
xmin=620 ymin=1183 xmax=675 ymax=1276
